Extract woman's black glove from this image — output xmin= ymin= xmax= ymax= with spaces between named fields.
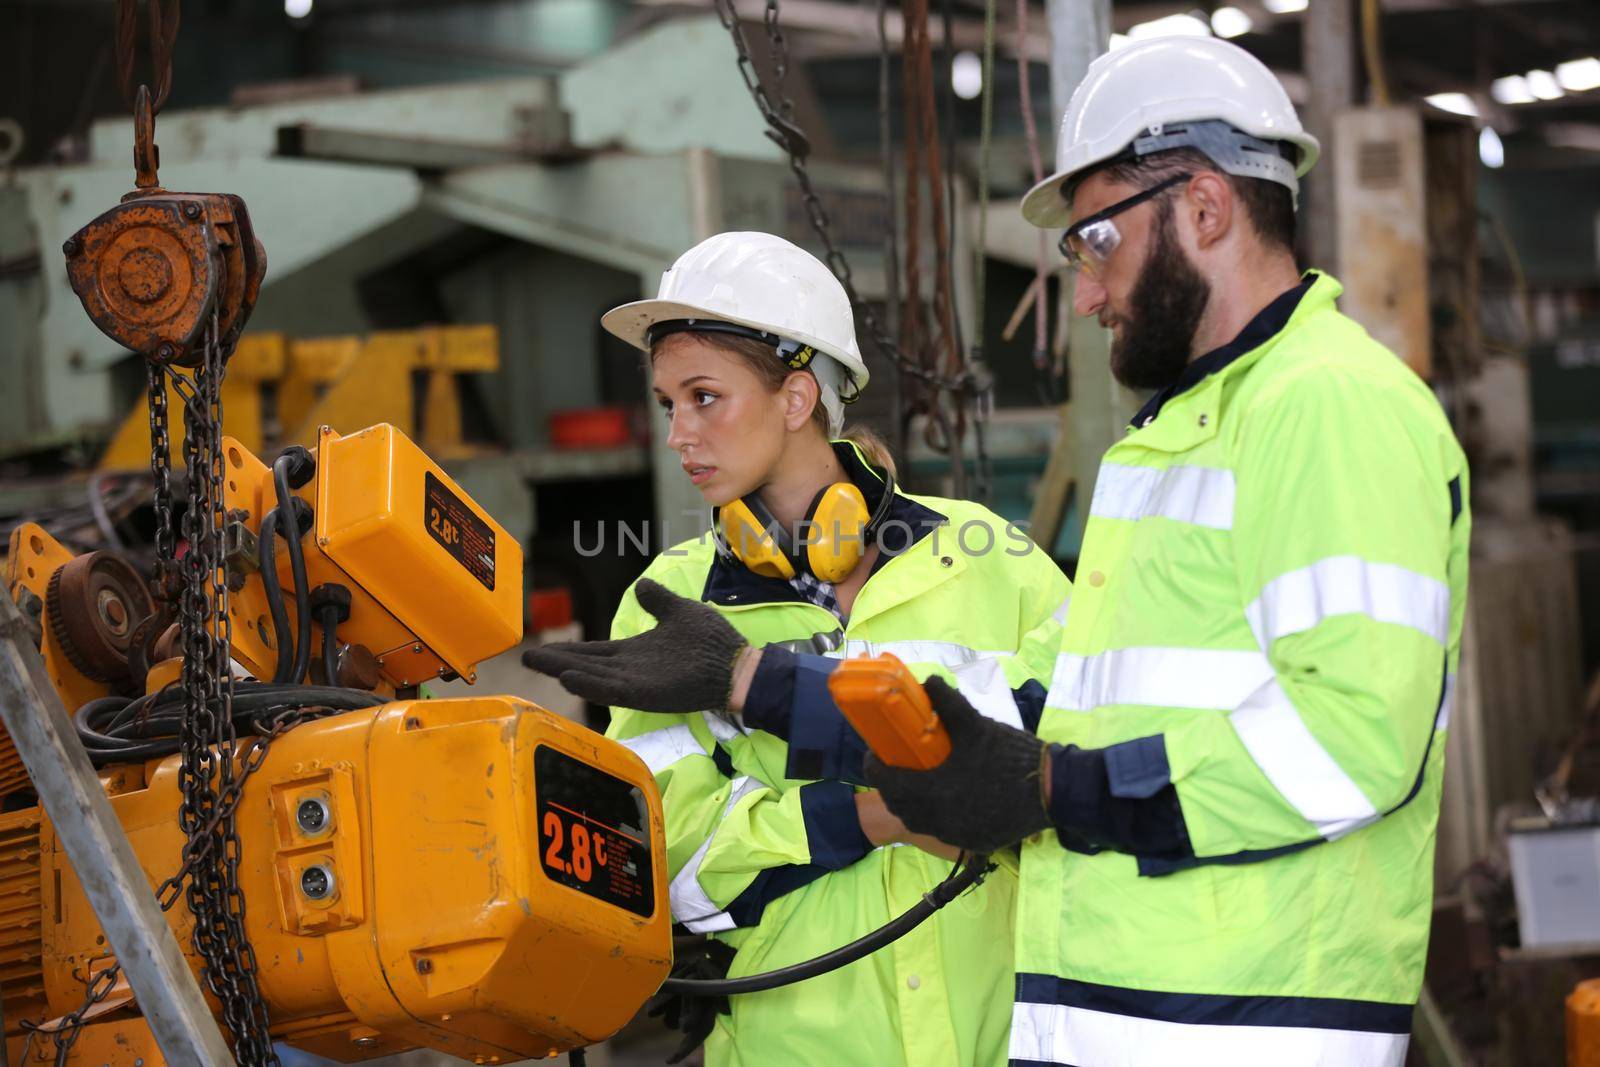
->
xmin=865 ymin=676 xmax=1053 ymax=854
xmin=521 ymin=578 xmax=749 ymax=713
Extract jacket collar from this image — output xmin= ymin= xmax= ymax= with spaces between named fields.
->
xmin=1129 ymin=271 xmax=1331 ymax=430
xmin=701 ymin=441 xmax=946 ymax=610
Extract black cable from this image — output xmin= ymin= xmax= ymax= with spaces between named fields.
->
xmin=318 ymin=604 xmax=340 ymax=687
xmin=659 ymin=855 xmax=992 ymax=997
xmin=567 ymin=1047 xmax=586 ymax=1067
xmin=272 ymin=455 xmax=314 ymax=685
xmin=255 ymin=508 xmax=294 ymax=684
xmin=73 ymin=683 xmax=382 ymax=765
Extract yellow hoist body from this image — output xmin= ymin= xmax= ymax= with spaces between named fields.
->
xmin=0 ymin=425 xmax=672 ymax=1064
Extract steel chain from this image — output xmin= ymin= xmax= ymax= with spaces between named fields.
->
xmin=711 ymin=0 xmax=976 ymax=399
xmin=145 ymin=363 xmax=176 ymax=601
xmin=44 ymin=705 xmax=324 ymax=1062
xmin=173 ymin=313 xmax=278 ymax=1064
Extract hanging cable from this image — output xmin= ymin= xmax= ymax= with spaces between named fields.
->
xmin=661 ymin=854 xmax=992 ymax=996
xmin=254 ymin=509 xmax=294 ymax=684
xmin=1360 ymin=0 xmax=1391 ymax=107
xmin=272 ymin=450 xmax=315 ymax=684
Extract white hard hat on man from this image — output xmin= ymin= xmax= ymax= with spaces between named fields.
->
xmin=1020 ymin=35 xmax=1320 ymax=228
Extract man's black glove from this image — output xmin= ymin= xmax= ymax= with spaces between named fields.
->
xmin=865 ymin=676 xmax=1053 ymax=854
xmin=644 ymin=938 xmax=737 ymax=1064
xmin=521 ymin=578 xmax=749 ymax=713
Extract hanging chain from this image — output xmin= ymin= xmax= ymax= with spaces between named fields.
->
xmin=711 ymin=0 xmax=974 ymax=398
xmin=35 ymin=705 xmax=321 ymax=1063
xmin=145 ymin=363 xmax=177 ymax=601
xmin=173 ymin=312 xmax=278 ymax=1065
xmin=712 ymin=0 xmax=993 ymax=499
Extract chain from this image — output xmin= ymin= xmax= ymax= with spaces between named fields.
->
xmin=38 ymin=705 xmax=321 ymax=1062
xmin=711 ymin=0 xmax=975 ymax=400
xmin=145 ymin=363 xmax=177 ymax=601
xmin=171 ymin=312 xmax=278 ymax=1064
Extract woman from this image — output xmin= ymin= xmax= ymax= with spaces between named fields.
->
xmin=524 ymin=231 xmax=1069 ymax=1067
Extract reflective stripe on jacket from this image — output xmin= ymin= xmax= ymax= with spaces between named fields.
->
xmin=1015 ymin=273 xmax=1470 ymax=1067
xmin=608 ymin=447 xmax=1071 ymax=1067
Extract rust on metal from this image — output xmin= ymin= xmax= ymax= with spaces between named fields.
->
xmin=45 ymin=552 xmax=158 ymax=683
xmin=62 ymin=192 xmax=267 ymax=366
xmin=65 ymin=0 xmax=268 ymax=366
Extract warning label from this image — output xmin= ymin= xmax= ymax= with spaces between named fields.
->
xmin=424 ymin=471 xmax=496 ymax=590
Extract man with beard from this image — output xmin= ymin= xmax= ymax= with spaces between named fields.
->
xmin=866 ymin=36 xmax=1471 ymax=1067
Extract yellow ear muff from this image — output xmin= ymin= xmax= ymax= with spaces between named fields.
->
xmin=720 ymin=499 xmax=796 ymax=581
xmin=803 ymin=482 xmax=871 ymax=584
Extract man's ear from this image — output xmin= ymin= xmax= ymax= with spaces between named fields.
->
xmin=1185 ymin=171 xmax=1234 ymax=251
xmin=782 ymin=371 xmax=821 ymax=432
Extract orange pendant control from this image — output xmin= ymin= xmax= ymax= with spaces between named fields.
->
xmin=827 ymin=653 xmax=951 ymax=770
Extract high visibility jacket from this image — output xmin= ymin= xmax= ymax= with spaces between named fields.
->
xmin=606 ymin=444 xmax=1070 ymax=1067
xmin=1013 ymin=273 xmax=1470 ymax=1067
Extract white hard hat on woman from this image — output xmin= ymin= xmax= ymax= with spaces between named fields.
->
xmin=603 ymin=231 xmax=870 ymax=436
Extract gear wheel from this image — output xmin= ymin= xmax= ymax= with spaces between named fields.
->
xmin=45 ymin=552 xmax=157 ymax=683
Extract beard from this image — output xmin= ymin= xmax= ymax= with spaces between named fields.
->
xmin=1107 ymin=205 xmax=1212 ymax=392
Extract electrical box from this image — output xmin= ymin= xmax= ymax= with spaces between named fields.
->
xmin=312 ymin=424 xmax=523 ymax=683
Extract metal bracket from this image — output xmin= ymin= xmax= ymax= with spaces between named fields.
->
xmin=0 ymin=592 xmax=234 ymax=1064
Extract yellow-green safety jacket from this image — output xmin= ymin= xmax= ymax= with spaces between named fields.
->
xmin=606 ymin=444 xmax=1070 ymax=1067
xmin=1014 ymin=273 xmax=1471 ymax=1067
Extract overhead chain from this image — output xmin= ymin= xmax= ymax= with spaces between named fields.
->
xmin=710 ymin=0 xmax=979 ymax=404
xmin=145 ymin=362 xmax=178 ymax=601
xmin=48 ymin=1 xmax=281 ymax=1060
xmin=711 ymin=0 xmax=993 ymax=498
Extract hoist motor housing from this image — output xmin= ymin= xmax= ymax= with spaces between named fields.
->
xmin=1 ymin=695 xmax=672 ymax=1062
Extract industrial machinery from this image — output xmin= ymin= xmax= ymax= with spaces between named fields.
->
xmin=0 ymin=5 xmax=670 ymax=1060
xmin=2 ymin=424 xmax=672 ymax=1064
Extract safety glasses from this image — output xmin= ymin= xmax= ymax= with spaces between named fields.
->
xmin=1057 ymin=173 xmax=1192 ymax=277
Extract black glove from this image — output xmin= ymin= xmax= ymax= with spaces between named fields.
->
xmin=521 ymin=578 xmax=749 ymax=713
xmin=865 ymin=676 xmax=1053 ymax=854
xmin=644 ymin=938 xmax=737 ymax=1064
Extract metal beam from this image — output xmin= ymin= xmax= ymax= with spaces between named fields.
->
xmin=1303 ymin=0 xmax=1355 ymax=273
xmin=276 ymin=120 xmax=576 ymax=171
xmin=0 ymin=595 xmax=234 ymax=1066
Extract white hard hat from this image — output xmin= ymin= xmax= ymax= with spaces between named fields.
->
xmin=602 ymin=232 xmax=868 ymax=436
xmin=1020 ymin=36 xmax=1320 ymax=228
